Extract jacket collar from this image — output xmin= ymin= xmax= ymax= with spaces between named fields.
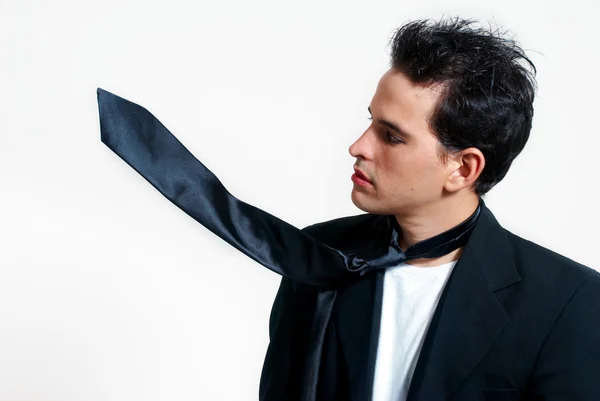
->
xmin=334 ymin=198 xmax=521 ymax=400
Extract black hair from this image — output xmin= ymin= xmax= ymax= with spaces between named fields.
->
xmin=389 ymin=17 xmax=537 ymax=196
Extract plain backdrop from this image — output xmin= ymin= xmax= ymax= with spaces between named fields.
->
xmin=1 ymin=0 xmax=599 ymax=399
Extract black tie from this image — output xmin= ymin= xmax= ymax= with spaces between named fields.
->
xmin=96 ymin=87 xmax=481 ymax=287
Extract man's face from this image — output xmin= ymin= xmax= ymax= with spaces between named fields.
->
xmin=349 ymin=68 xmax=454 ymax=215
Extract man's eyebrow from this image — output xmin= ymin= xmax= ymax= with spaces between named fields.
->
xmin=368 ymin=106 xmax=413 ymax=139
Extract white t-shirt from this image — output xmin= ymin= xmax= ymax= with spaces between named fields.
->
xmin=371 ymin=260 xmax=457 ymax=401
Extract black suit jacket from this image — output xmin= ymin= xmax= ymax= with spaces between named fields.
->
xmin=260 ymin=202 xmax=600 ymax=401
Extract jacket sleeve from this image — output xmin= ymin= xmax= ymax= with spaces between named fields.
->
xmin=527 ymin=274 xmax=600 ymax=399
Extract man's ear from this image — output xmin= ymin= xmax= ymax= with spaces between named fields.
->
xmin=444 ymin=148 xmax=485 ymax=193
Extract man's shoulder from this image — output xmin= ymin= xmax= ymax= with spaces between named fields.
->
xmin=504 ymin=228 xmax=599 ymax=284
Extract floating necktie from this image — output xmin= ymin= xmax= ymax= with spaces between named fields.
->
xmin=96 ymin=88 xmax=481 ymax=287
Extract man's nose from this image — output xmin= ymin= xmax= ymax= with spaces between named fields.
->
xmin=349 ymin=130 xmax=374 ymax=160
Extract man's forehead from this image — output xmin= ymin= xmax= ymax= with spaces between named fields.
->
xmin=373 ymin=70 xmax=442 ymax=119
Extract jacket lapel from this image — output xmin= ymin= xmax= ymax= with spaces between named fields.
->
xmin=407 ymin=200 xmax=521 ymax=400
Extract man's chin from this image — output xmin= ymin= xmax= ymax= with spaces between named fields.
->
xmin=350 ymin=192 xmax=380 ymax=214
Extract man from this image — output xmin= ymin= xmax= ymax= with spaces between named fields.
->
xmin=259 ymin=18 xmax=600 ymax=400
xmin=97 ymin=16 xmax=599 ymax=401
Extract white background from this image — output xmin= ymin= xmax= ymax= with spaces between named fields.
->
xmin=1 ymin=0 xmax=599 ymax=399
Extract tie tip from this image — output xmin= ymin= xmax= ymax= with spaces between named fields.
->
xmin=96 ymin=87 xmax=113 ymax=101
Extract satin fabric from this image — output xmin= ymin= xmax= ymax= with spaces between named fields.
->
xmin=96 ymin=87 xmax=481 ymax=400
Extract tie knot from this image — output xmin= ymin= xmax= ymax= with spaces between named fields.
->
xmin=354 ymin=245 xmax=407 ymax=276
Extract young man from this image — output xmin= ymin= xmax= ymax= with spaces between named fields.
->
xmin=259 ymin=18 xmax=600 ymax=400
xmin=97 ymin=16 xmax=599 ymax=401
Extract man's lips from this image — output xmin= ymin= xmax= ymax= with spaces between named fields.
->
xmin=353 ymin=168 xmax=372 ymax=183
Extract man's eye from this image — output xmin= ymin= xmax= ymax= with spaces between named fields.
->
xmin=385 ymin=131 xmax=404 ymax=144
xmin=367 ymin=117 xmax=403 ymax=144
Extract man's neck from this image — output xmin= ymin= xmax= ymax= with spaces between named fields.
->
xmin=395 ymin=194 xmax=480 ymax=268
